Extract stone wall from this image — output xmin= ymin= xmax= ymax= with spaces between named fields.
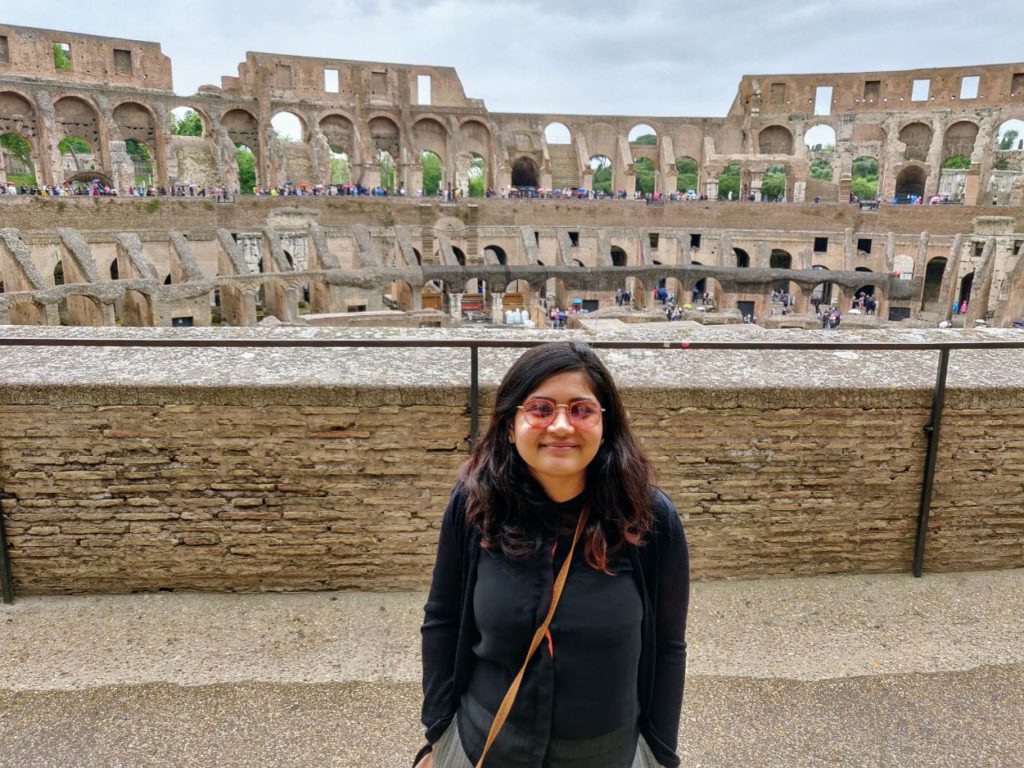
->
xmin=1 ymin=326 xmax=1022 ymax=596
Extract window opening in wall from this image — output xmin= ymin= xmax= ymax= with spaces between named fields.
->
xmin=974 ymin=242 xmax=984 ymax=257
xmin=569 ymin=231 xmax=579 ymax=247
xmin=347 ymin=304 xmax=367 ymax=312
xmin=690 ymin=233 xmax=701 ymax=248
xmin=911 ymin=79 xmax=930 ymax=101
xmin=53 ymin=42 xmax=71 ymax=70
xmin=276 ymin=64 xmax=293 ymax=89
xmin=959 ymin=75 xmax=980 ymax=100
xmin=534 ymin=231 xmax=540 ymax=245
xmin=769 ymin=82 xmax=786 ymax=105
xmin=371 ymin=70 xmax=387 ymax=95
xmin=171 ymin=316 xmax=194 ymax=327
xmin=857 ymin=238 xmax=872 ymax=254
xmin=814 ymin=237 xmax=828 ymax=252
xmin=864 ymin=80 xmax=880 ymax=101
xmin=649 ymin=233 xmax=660 ymax=249
xmin=324 ymin=68 xmax=339 ymax=93
xmin=814 ymin=86 xmax=833 ymax=115
xmin=0 ymin=35 xmax=9 ymax=64
xmin=1013 ymin=74 xmax=1024 ymax=97
xmin=113 ymin=49 xmax=132 ymax=76
xmin=1015 ymin=240 xmax=1023 ymax=256
xmin=417 ymin=74 xmax=432 ymax=105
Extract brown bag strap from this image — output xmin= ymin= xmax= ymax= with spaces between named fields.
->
xmin=474 ymin=507 xmax=589 ymax=768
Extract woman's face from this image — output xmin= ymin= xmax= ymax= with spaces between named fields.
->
xmin=511 ymin=370 xmax=604 ymax=502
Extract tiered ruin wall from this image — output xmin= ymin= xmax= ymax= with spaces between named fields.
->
xmin=3 ymin=23 xmax=1024 ymax=202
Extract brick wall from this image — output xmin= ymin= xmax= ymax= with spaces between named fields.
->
xmin=2 ymin=374 xmax=1022 ymax=595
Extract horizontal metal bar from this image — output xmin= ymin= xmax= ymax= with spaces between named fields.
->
xmin=0 ymin=337 xmax=1023 ymax=352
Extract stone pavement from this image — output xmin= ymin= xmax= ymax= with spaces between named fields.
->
xmin=2 ymin=569 xmax=1023 ymax=767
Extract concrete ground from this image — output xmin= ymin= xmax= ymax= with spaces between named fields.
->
xmin=2 ymin=569 xmax=1023 ymax=768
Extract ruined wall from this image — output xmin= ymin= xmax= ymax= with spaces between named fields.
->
xmin=0 ymin=328 xmax=1022 ymax=596
xmin=3 ymin=22 xmax=1024 ymax=202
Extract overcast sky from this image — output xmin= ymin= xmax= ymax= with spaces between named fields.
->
xmin=5 ymin=0 xmax=1024 ymax=117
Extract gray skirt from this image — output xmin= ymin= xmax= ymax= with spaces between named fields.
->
xmin=431 ymin=718 xmax=663 ymax=768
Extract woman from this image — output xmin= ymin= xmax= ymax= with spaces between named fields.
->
xmin=416 ymin=341 xmax=689 ymax=768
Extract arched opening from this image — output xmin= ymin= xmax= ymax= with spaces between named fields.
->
xmin=804 ymin=124 xmax=836 ymax=152
xmin=468 ymin=152 xmax=486 ymax=197
xmin=503 ymin=279 xmax=531 ymax=312
xmin=610 ymin=246 xmax=627 ymax=267
xmin=995 ymin=119 xmax=1024 ymax=151
xmin=590 ymin=155 xmax=612 ymax=195
xmin=675 ymin=156 xmax=698 ymax=194
xmin=53 ymin=261 xmax=64 ymax=287
xmin=125 ymin=139 xmax=153 ymax=188
xmin=484 ymin=245 xmax=507 ymax=265
xmin=170 ymin=106 xmax=205 ymax=137
xmin=376 ymin=149 xmax=396 ymax=193
xmin=164 ymin=274 xmax=173 ymax=285
xmin=758 ymin=125 xmax=794 ymax=155
xmin=412 ymin=247 xmax=422 ymax=266
xmin=271 ymin=111 xmax=306 ymax=143
xmin=511 ymin=155 xmax=539 ymax=189
xmin=734 ymin=247 xmax=750 ymax=268
xmin=54 ymin=96 xmax=102 ymax=173
xmin=899 ymin=122 xmax=933 ymax=162
xmin=421 ymin=150 xmax=442 ymax=196
xmin=718 ymin=162 xmax=741 ymax=200
xmin=942 ymin=121 xmax=978 ymax=165
xmin=761 ymin=164 xmax=788 ymax=201
xmin=451 ymin=246 xmax=466 ymax=266
xmin=958 ymin=272 xmax=974 ymax=305
xmin=329 ymin=148 xmax=350 ymax=184
xmin=633 ymin=157 xmax=655 ymax=194
xmin=689 ymin=261 xmax=707 ymax=301
xmin=544 ymin=122 xmax=571 ymax=145
xmin=0 ymin=131 xmax=37 ymax=187
xmin=854 ymin=267 xmax=875 ymax=300
xmin=852 ymin=156 xmax=879 ymax=200
xmin=109 ymin=258 xmax=119 ymax=281
xmin=62 ymin=294 xmax=107 ymax=327
xmin=895 ymin=165 xmax=927 ymax=203
xmin=770 ymin=249 xmax=792 ymax=292
xmin=628 ymin=124 xmax=657 ymax=144
xmin=223 ymin=108 xmax=261 ymax=192
xmin=810 ymin=265 xmax=834 ymax=309
xmin=922 ymin=257 xmax=946 ymax=310
xmin=59 ymin=135 xmax=99 ymax=179
xmin=0 ymin=92 xmax=41 ymax=186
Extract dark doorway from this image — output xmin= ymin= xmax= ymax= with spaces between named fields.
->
xmin=895 ymin=166 xmax=927 ymax=202
xmin=737 ymin=300 xmax=755 ymax=319
xmin=959 ymin=272 xmax=974 ymax=304
xmin=511 ymin=156 xmax=539 ymax=188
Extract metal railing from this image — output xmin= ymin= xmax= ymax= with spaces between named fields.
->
xmin=2 ymin=335 xmax=1023 ymax=604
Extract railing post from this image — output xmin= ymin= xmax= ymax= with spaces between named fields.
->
xmin=913 ymin=347 xmax=950 ymax=578
xmin=0 ymin=492 xmax=14 ymax=604
xmin=470 ymin=345 xmax=480 ymax=445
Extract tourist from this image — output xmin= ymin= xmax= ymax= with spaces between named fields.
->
xmin=416 ymin=341 xmax=689 ymax=768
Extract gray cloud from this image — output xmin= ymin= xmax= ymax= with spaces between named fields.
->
xmin=3 ymin=0 xmax=1023 ymax=117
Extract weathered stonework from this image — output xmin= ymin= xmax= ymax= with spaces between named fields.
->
xmin=0 ymin=325 xmax=1022 ymax=596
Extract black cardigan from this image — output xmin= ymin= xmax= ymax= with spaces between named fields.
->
xmin=418 ymin=485 xmax=690 ymax=767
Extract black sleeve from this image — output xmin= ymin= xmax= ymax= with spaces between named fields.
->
xmin=420 ymin=487 xmax=467 ymax=748
xmin=646 ymin=489 xmax=691 ymax=766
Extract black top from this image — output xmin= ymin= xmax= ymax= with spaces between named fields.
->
xmin=419 ymin=485 xmax=690 ymax=768
xmin=458 ymin=492 xmax=643 ymax=766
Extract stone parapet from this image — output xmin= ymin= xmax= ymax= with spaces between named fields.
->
xmin=0 ymin=325 xmax=1022 ymax=595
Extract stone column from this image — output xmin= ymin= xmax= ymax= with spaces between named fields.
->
xmin=706 ymin=176 xmax=719 ymax=200
xmin=449 ymin=292 xmax=463 ymax=321
xmin=750 ymin=170 xmax=764 ymax=202
xmin=491 ymin=291 xmax=505 ymax=323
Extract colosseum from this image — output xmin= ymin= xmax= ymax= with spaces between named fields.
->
xmin=2 ymin=22 xmax=1024 ymax=328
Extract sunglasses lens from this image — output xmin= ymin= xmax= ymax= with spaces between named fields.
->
xmin=521 ymin=399 xmax=602 ymax=428
xmin=522 ymin=399 xmax=556 ymax=427
xmin=569 ymin=402 xmax=601 ymax=428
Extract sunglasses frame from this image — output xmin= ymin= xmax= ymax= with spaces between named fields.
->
xmin=516 ymin=397 xmax=605 ymax=429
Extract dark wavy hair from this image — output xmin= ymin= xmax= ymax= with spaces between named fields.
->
xmin=459 ymin=341 xmax=654 ymax=572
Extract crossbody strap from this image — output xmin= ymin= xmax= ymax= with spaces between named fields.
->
xmin=474 ymin=507 xmax=590 ymax=768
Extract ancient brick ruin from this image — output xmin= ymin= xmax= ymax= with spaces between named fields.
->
xmin=2 ymin=23 xmax=1024 ymax=327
